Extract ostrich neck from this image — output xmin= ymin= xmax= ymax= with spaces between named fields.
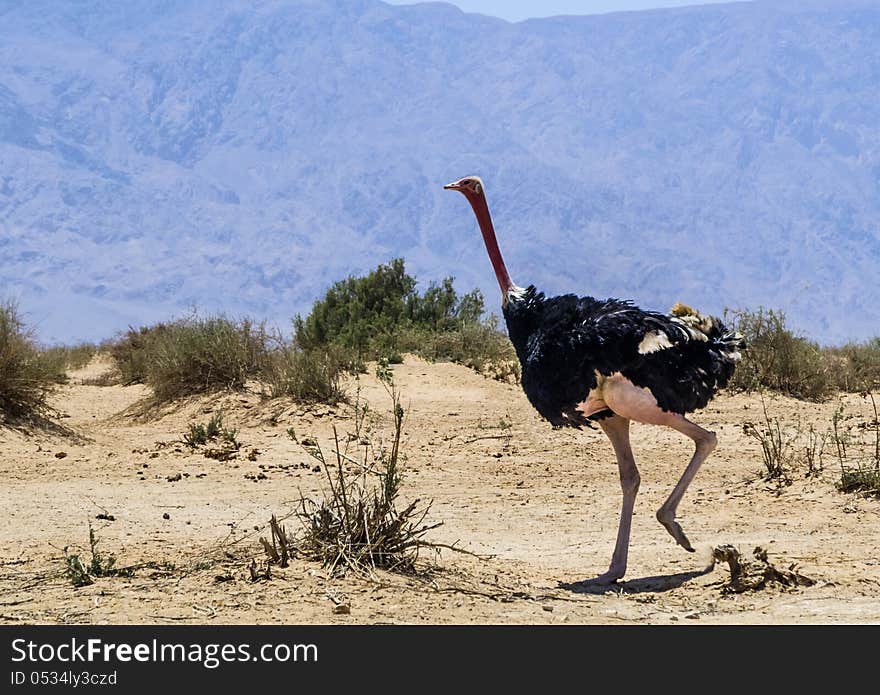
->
xmin=468 ymin=193 xmax=514 ymax=295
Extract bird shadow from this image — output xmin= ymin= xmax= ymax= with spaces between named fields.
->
xmin=558 ymin=566 xmax=714 ymax=595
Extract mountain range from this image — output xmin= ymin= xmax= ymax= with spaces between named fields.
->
xmin=1 ymin=0 xmax=879 ymax=344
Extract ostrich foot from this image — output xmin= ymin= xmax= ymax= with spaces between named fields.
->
xmin=656 ymin=508 xmax=695 ymax=552
xmin=579 ymin=568 xmax=625 ymax=586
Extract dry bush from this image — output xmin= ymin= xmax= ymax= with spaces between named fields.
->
xmin=107 ymin=323 xmax=169 ymax=385
xmin=267 ymin=371 xmax=445 ymax=577
xmin=711 ymin=545 xmax=814 ymax=593
xmin=744 ymin=396 xmax=795 ymax=486
xmin=39 ymin=343 xmax=99 ymax=381
xmin=145 ymin=317 xmax=269 ymax=402
xmin=825 ymin=339 xmax=880 ymax=392
xmin=260 ymin=344 xmax=350 ymax=403
xmin=726 ymin=307 xmax=833 ymax=401
xmin=107 ymin=316 xmax=269 ymax=402
xmin=107 ymin=315 xmax=356 ymax=406
xmin=0 ymin=301 xmax=59 ymax=418
xmin=397 ymin=316 xmax=520 ymax=382
xmin=727 ymin=307 xmax=880 ymax=400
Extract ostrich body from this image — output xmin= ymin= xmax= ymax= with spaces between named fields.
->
xmin=444 ymin=175 xmax=744 ymax=584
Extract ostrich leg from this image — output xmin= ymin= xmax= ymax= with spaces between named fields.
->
xmin=591 ymin=415 xmax=640 ymax=584
xmin=601 ymin=374 xmax=717 ymax=552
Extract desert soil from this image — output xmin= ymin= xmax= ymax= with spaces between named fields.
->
xmin=2 ymin=355 xmax=879 ymax=624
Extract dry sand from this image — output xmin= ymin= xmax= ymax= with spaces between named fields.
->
xmin=2 ymin=355 xmax=879 ymax=624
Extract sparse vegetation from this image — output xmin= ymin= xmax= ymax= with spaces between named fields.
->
xmin=727 ymin=307 xmax=880 ymax=400
xmin=746 ymin=392 xmax=880 ymax=496
xmin=183 ymin=411 xmax=238 ymax=449
xmin=0 ymin=301 xmax=60 ymax=418
xmin=744 ymin=396 xmax=794 ymax=485
xmin=260 ymin=344 xmax=350 ymax=403
xmin=140 ymin=316 xmax=269 ymax=402
xmin=183 ymin=411 xmax=242 ymax=460
xmin=266 ymin=365 xmax=445 ymax=577
xmin=63 ymin=523 xmax=174 ymax=587
xmin=727 ymin=308 xmax=833 ymax=401
xmin=743 ymin=395 xmax=828 ymax=485
xmin=39 ymin=343 xmax=98 ymax=381
xmin=832 ymin=394 xmax=880 ymax=496
xmin=106 ymin=316 xmax=268 ymax=400
xmin=63 ymin=523 xmax=118 ymax=587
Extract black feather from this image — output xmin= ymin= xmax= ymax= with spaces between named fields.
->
xmin=502 ymin=286 xmax=744 ymax=428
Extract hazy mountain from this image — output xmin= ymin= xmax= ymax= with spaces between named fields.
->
xmin=1 ymin=0 xmax=879 ymax=344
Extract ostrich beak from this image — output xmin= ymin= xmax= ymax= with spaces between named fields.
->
xmin=443 ymin=180 xmax=462 ymax=190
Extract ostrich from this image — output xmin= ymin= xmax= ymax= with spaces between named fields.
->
xmin=444 ymin=175 xmax=744 ymax=584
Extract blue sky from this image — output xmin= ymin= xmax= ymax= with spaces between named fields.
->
xmin=385 ymin=0 xmax=738 ymax=22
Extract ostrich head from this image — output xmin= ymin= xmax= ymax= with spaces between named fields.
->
xmin=444 ymin=175 xmax=520 ymax=304
xmin=443 ymin=175 xmax=484 ymax=198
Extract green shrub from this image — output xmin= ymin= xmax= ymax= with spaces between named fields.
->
xmin=295 ymin=259 xmax=417 ymax=354
xmin=294 ymin=258 xmax=515 ymax=377
xmin=183 ymin=411 xmax=236 ymax=448
xmin=0 ymin=302 xmax=58 ymax=418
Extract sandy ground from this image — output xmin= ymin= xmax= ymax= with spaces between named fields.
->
xmin=1 ymin=355 xmax=879 ymax=625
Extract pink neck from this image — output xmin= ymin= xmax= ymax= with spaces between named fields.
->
xmin=465 ymin=190 xmax=514 ymax=294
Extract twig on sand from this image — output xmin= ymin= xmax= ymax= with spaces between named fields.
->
xmin=711 ymin=544 xmax=815 ymax=593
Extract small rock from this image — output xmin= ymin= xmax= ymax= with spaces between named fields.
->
xmin=166 ymin=473 xmax=182 ymax=482
xmin=542 ymin=604 xmax=554 ymax=612
xmin=95 ymin=513 xmax=116 ymax=521
xmin=162 ymin=512 xmax=170 ymax=520
xmin=312 ymin=465 xmax=321 ymax=473
xmin=54 ymin=452 xmax=67 ymax=459
xmin=332 ymin=604 xmax=351 ymax=615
